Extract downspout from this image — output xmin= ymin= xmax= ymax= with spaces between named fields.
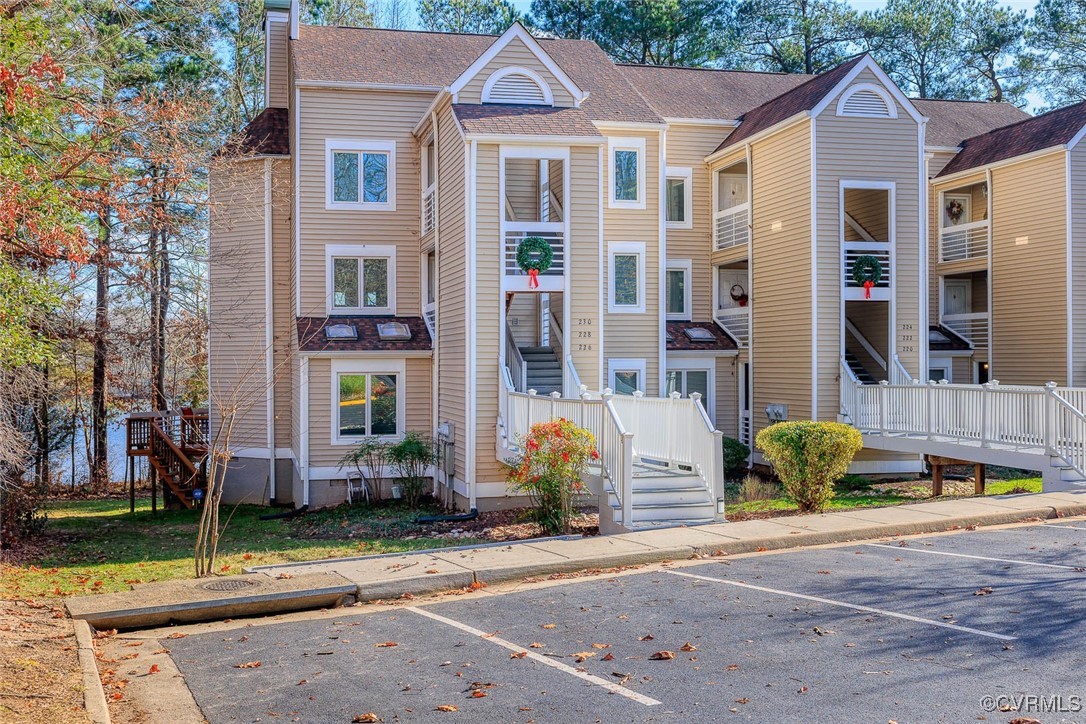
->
xmin=264 ymin=158 xmax=276 ymax=503
xmin=466 ymin=139 xmax=477 ymax=512
xmin=300 ymin=356 xmax=310 ymax=508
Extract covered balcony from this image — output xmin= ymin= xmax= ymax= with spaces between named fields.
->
xmin=938 ymin=181 xmax=989 ymax=264
xmin=714 ymin=262 xmax=749 ymax=347
xmin=713 ymin=161 xmax=749 ymax=252
xmin=940 ymin=270 xmax=989 ymax=353
xmin=842 ymin=186 xmax=892 ymax=301
xmin=502 ymin=155 xmax=565 ymax=293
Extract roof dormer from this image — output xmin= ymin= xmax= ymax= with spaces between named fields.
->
xmin=449 ymin=22 xmax=586 ymax=107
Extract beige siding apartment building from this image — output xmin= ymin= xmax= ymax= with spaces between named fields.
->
xmin=207 ymin=2 xmax=1086 ymax=523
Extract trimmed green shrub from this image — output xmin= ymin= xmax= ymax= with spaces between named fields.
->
xmin=388 ymin=431 xmax=435 ymax=508
xmin=721 ymin=436 xmax=750 ymax=478
xmin=755 ymin=421 xmax=863 ymax=512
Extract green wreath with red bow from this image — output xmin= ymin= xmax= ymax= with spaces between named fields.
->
xmin=516 ymin=236 xmax=553 ymax=288
xmin=851 ymin=255 xmax=883 ymax=299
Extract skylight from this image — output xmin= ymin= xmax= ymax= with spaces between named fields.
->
xmin=377 ymin=322 xmax=412 ymax=341
xmin=683 ymin=327 xmax=715 ymax=342
xmin=325 ymin=323 xmax=358 ymax=340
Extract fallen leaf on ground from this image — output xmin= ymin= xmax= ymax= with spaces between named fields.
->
xmin=726 ymin=664 xmax=740 ymax=671
xmin=234 ymin=661 xmax=262 ymax=669
xmin=591 ymin=643 xmax=610 ymax=649
xmin=649 ymin=651 xmax=675 ymax=661
xmin=974 ymin=587 xmax=993 ymax=596
xmin=735 ymin=698 xmax=749 ymax=704
xmin=541 ymin=623 xmax=556 ymax=629
xmin=679 ymin=642 xmax=697 ymax=652
xmin=638 ymin=634 xmax=654 ymax=641
xmin=352 ymin=714 xmax=380 ymax=723
xmin=529 ymin=642 xmax=544 ymax=648
xmin=510 ymin=651 xmax=527 ymax=659
xmin=435 ymin=704 xmax=458 ymax=712
xmin=470 ymin=690 xmax=487 ymax=698
xmin=297 ymin=680 xmax=307 ymax=686
xmin=147 ymin=664 xmax=160 ymax=674
xmin=601 ymin=653 xmax=614 ymax=661
xmin=166 ymin=632 xmax=187 ymax=640
xmin=277 ymin=573 xmax=293 ymax=580
xmin=375 ymin=642 xmax=398 ymax=648
xmin=573 ymin=651 xmax=596 ymax=663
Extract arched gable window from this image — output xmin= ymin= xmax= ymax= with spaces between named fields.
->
xmin=836 ymin=83 xmax=897 ymax=119
xmin=481 ymin=66 xmax=553 ymax=105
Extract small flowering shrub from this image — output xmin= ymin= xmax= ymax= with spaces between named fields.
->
xmin=508 ymin=418 xmax=598 ymax=535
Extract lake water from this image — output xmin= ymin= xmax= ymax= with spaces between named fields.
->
xmin=51 ymin=420 xmax=132 ymax=485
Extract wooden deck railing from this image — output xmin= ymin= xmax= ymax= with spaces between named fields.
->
xmin=127 ymin=409 xmax=208 ymax=456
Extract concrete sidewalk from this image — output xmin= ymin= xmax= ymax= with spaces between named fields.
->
xmin=253 ymin=490 xmax=1086 ymax=602
xmin=67 ymin=491 xmax=1086 ymax=630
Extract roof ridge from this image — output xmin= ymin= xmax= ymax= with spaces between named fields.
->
xmin=912 ymin=97 xmax=1022 ymax=106
xmin=960 ymin=98 xmax=1086 ymax=145
xmin=617 ymin=63 xmax=810 ymax=78
xmin=299 ymin=23 xmax=500 ymax=39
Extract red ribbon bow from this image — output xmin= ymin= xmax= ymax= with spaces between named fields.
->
xmin=863 ymin=280 xmax=874 ymax=299
xmin=528 ymin=268 xmax=540 ymax=289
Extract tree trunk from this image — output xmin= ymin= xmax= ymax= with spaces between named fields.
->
xmin=149 ymin=168 xmax=169 ymax=413
xmin=35 ymin=362 xmax=49 ymax=488
xmin=92 ymin=207 xmax=110 ymax=490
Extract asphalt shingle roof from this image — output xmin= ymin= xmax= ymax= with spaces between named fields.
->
xmin=911 ymin=99 xmax=1030 ymax=149
xmin=297 ymin=316 xmax=433 ymax=353
xmin=452 ymin=103 xmax=601 ymax=137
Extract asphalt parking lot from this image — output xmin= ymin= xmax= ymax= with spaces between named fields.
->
xmin=166 ymin=521 xmax=1086 ymax=722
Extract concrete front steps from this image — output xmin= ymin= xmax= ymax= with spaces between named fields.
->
xmin=519 ymin=345 xmax=562 ymax=395
xmin=603 ymin=465 xmax=717 ymax=531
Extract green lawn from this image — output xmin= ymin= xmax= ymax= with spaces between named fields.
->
xmin=2 ymin=498 xmax=479 ymax=601
xmin=727 ymin=477 xmax=1043 ymax=516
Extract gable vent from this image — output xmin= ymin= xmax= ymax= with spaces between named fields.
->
xmin=485 ymin=72 xmax=548 ymax=105
xmin=839 ymin=88 xmax=893 ymax=118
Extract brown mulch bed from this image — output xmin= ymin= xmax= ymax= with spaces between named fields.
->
xmin=410 ymin=507 xmax=600 ymax=542
xmin=0 ymin=599 xmax=87 ymax=724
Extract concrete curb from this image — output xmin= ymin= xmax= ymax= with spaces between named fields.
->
xmin=73 ymin=619 xmax=111 ymax=724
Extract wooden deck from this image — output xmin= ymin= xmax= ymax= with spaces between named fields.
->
xmin=125 ymin=409 xmax=209 ymax=510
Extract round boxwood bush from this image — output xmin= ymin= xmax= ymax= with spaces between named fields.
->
xmin=721 ymin=436 xmax=750 ymax=478
xmin=755 ymin=421 xmax=863 ymax=512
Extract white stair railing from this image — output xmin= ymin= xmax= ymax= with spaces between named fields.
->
xmin=840 ymin=375 xmax=1086 ymax=481
xmin=504 ymin=323 xmax=527 ymax=393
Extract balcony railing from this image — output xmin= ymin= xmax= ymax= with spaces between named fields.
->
xmin=503 ymin=222 xmax=564 ymax=292
xmin=422 ymin=185 xmax=436 ymax=235
xmin=423 ymin=301 xmax=436 ymax=337
xmin=842 ymin=241 xmax=891 ymax=301
xmin=714 ymin=306 xmax=749 ymax=347
xmin=942 ymin=312 xmax=989 ymax=352
xmin=714 ymin=203 xmax=749 ymax=251
xmin=939 ymin=220 xmax=988 ymax=263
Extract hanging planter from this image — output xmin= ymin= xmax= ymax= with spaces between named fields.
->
xmin=516 ymin=236 xmax=553 ymax=289
xmin=850 ymin=254 xmax=883 ymax=299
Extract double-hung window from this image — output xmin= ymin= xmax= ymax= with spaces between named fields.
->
xmin=326 ymin=139 xmax=396 ymax=211
xmin=665 ymin=366 xmax=713 ymax=418
xmin=665 ymin=259 xmax=691 ymax=321
xmin=608 ymin=242 xmax=645 ymax=313
xmin=608 ymin=358 xmax=647 ymax=396
xmin=327 ymin=244 xmax=396 ymax=314
xmin=665 ymin=167 xmax=692 ymax=229
xmin=332 ymin=360 xmax=405 ymax=444
xmin=608 ymin=137 xmax=645 ymax=209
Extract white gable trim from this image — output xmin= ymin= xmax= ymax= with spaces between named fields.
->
xmin=481 ymin=66 xmax=553 ymax=105
xmin=1068 ymin=122 xmax=1086 ymax=151
xmin=811 ymin=56 xmax=925 ymax=125
xmin=448 ymin=23 xmax=586 ymax=106
xmin=835 ymin=82 xmax=898 ymax=119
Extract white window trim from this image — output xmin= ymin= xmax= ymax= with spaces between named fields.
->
xmin=665 ymin=358 xmax=715 ymax=420
xmin=481 ymin=66 xmax=554 ymax=105
xmin=325 ymin=139 xmax=396 ymax=211
xmin=608 ymin=358 xmax=647 ymax=395
xmin=325 ymin=243 xmax=397 ymax=315
xmin=665 ymin=166 xmax=693 ymax=229
xmin=330 ymin=357 xmax=407 ymax=445
xmin=608 ymin=137 xmax=646 ymax=210
xmin=928 ymin=356 xmax=953 ymax=383
xmin=665 ymin=258 xmax=692 ymax=321
xmin=835 ymin=82 xmax=898 ymax=119
xmin=608 ymin=241 xmax=646 ymax=314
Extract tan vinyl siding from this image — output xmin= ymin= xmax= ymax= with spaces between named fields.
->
xmin=990 ymin=151 xmax=1068 ymax=384
xmin=297 ymin=88 xmax=433 ymax=316
xmin=271 ymin=159 xmax=293 ymax=449
xmin=751 ymin=120 xmax=812 ymax=430
xmin=1072 ymin=143 xmax=1086 ymax=385
xmin=305 ymin=356 xmax=433 ymax=467
xmin=816 ymin=70 xmax=922 ymax=419
xmin=568 ymin=145 xmax=602 ymax=389
xmin=507 ymin=293 xmax=540 ymax=346
xmin=473 ymin=143 xmax=503 ymax=483
xmin=665 ymin=124 xmax=725 ymax=319
xmin=456 ymin=37 xmax=574 ymax=107
xmin=504 ymin=157 xmax=539 ymax=221
xmin=209 ymin=159 xmax=269 ymax=450
xmin=266 ymin=16 xmax=289 ymax=108
xmin=435 ymin=102 xmax=468 ymax=478
xmin=603 ymin=130 xmax=662 ymax=393
xmin=714 ymin=356 xmax=738 ymax=437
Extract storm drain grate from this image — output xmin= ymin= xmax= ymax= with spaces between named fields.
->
xmin=200 ymin=578 xmax=261 ymax=592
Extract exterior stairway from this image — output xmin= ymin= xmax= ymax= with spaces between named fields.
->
xmin=519 ymin=345 xmax=563 ymax=395
xmin=844 ymin=351 xmax=879 ymax=385
xmin=604 ymin=464 xmax=716 ymax=529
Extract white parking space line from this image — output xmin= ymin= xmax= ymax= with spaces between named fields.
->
xmin=666 ymin=570 xmax=1016 ymax=641
xmin=861 ymin=543 xmax=1086 ymax=571
xmin=406 ymin=606 xmax=662 ymax=707
xmin=1046 ymin=524 xmax=1086 ymax=532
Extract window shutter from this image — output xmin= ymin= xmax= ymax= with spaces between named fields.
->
xmin=486 ymin=73 xmax=547 ymax=105
xmin=839 ymin=88 xmax=892 ymax=118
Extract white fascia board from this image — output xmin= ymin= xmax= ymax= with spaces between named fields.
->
xmin=299 ymin=349 xmax=433 ymax=359
xmin=926 ymin=145 xmax=963 ymax=154
xmin=593 ymin=121 xmax=669 ymax=131
xmin=413 ymin=90 xmax=451 ymax=136
xmin=464 ymin=133 xmax=606 ymax=146
xmin=663 ymin=118 xmax=740 ymax=128
xmin=447 ymin=23 xmax=586 ymax=105
xmin=703 ymin=112 xmax=809 ymax=164
xmin=809 ymin=55 xmax=926 ymax=125
xmin=294 ymin=80 xmax=443 ymax=92
xmin=1066 ymin=122 xmax=1086 ymax=151
xmin=666 ymin=349 xmax=739 ymax=359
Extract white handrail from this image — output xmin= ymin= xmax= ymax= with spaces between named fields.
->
xmin=600 ymin=390 xmax=634 ymax=527
xmin=563 ymin=355 xmax=581 ymax=397
xmin=505 ymin=323 xmax=527 ymax=393
xmin=890 ymin=355 xmax=914 ymax=385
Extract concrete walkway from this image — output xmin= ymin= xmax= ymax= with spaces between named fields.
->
xmin=254 ymin=491 xmax=1086 ymax=602
xmin=67 ymin=491 xmax=1086 ymax=631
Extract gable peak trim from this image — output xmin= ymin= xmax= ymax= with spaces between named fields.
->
xmin=811 ymin=55 xmax=925 ymax=125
